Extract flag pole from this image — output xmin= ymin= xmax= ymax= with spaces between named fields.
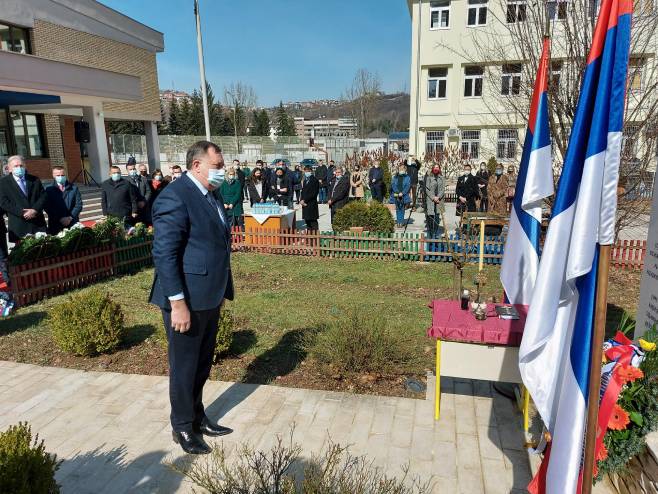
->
xmin=581 ymin=244 xmax=611 ymax=494
xmin=194 ymin=0 xmax=211 ymax=141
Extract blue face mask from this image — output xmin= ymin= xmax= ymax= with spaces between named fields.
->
xmin=304 ymin=171 xmax=312 ymax=178
xmin=129 ymin=169 xmax=138 ymax=177
xmin=12 ymin=166 xmax=25 ymax=178
xmin=111 ymin=173 xmax=121 ymax=182
xmin=208 ymin=169 xmax=225 ymax=188
xmin=154 ymin=175 xmax=162 ymax=181
xmin=495 ymin=169 xmax=503 ymax=176
xmin=55 ymin=175 xmax=67 ymax=185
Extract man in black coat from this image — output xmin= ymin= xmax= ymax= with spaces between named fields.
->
xmin=0 ymin=156 xmax=47 ymax=242
xmin=101 ymin=165 xmax=138 ymax=225
xmin=455 ymin=164 xmax=479 ymax=216
xmin=44 ymin=166 xmax=83 ymax=235
xmin=368 ymin=161 xmax=385 ymax=202
xmin=328 ymin=166 xmax=350 ymax=223
xmin=475 ymin=161 xmax=490 ymax=212
xmin=315 ymin=159 xmax=328 ymax=204
xmin=406 ymin=156 xmax=420 ymax=209
xmin=270 ymin=165 xmax=293 ymax=208
xmin=300 ymin=164 xmax=319 ymax=230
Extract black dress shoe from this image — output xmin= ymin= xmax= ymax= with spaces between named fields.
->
xmin=172 ymin=431 xmax=212 ymax=455
xmin=194 ymin=419 xmax=233 ymax=437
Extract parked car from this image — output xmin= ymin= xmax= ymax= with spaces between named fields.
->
xmin=270 ymin=158 xmax=291 ymax=168
xmin=300 ymin=158 xmax=319 ymax=169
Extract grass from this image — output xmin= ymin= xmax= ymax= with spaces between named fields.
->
xmin=0 ymin=253 xmax=643 ymax=397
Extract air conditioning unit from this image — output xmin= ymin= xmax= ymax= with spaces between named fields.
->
xmin=447 ymin=127 xmax=460 ymax=138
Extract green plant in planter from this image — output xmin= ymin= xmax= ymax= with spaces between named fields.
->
xmin=0 ymin=422 xmax=60 ymax=494
xmin=8 ymin=234 xmax=62 ymax=265
xmin=59 ymin=226 xmax=98 ymax=255
xmin=49 ymin=289 xmax=125 ymax=356
xmin=332 ymin=201 xmax=395 ymax=234
xmin=93 ymin=216 xmax=124 ymax=244
xmin=365 ymin=201 xmax=395 ymax=233
xmin=380 ymin=157 xmax=392 ymax=197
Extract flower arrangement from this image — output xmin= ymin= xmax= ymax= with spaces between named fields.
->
xmin=595 ymin=321 xmax=658 ymax=481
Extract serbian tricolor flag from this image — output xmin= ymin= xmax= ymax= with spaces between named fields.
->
xmin=520 ymin=0 xmax=633 ymax=492
xmin=500 ymin=38 xmax=554 ymax=305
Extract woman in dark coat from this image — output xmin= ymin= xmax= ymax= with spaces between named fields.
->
xmin=247 ymin=168 xmax=268 ymax=206
xmin=149 ymin=169 xmax=168 ymax=207
xmin=300 ymin=164 xmax=320 ymax=230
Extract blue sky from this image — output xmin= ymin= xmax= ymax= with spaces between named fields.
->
xmin=100 ymin=0 xmax=412 ymax=107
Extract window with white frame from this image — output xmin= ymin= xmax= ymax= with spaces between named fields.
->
xmin=426 ymin=131 xmax=445 ymax=156
xmin=497 ymin=129 xmax=518 ymax=160
xmin=428 ymin=67 xmax=448 ymax=99
xmin=547 ymin=0 xmax=568 ymax=20
xmin=464 ymin=66 xmax=484 ymax=97
xmin=467 ymin=0 xmax=488 ymax=26
xmin=628 ymin=58 xmax=644 ymax=92
xmin=430 ymin=0 xmax=451 ymax=29
xmin=461 ymin=130 xmax=481 ymax=160
xmin=501 ymin=64 xmax=522 ymax=96
xmin=506 ymin=0 xmax=527 ymax=22
xmin=551 ymin=61 xmax=562 ymax=88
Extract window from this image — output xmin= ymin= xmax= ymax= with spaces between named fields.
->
xmin=467 ymin=0 xmax=488 ymax=25
xmin=430 ymin=0 xmax=451 ymax=29
xmin=461 ymin=130 xmax=481 ymax=160
xmin=426 ymin=130 xmax=445 ymax=155
xmin=501 ymin=64 xmax=522 ymax=96
xmin=0 ymin=23 xmax=30 ymax=54
xmin=551 ymin=61 xmax=562 ymax=88
xmin=628 ymin=59 xmax=644 ymax=92
xmin=547 ymin=0 xmax=569 ymax=20
xmin=428 ymin=68 xmax=448 ymax=99
xmin=507 ymin=0 xmax=527 ymax=22
xmin=11 ymin=113 xmax=46 ymax=158
xmin=497 ymin=129 xmax=518 ymax=160
xmin=464 ymin=66 xmax=484 ymax=97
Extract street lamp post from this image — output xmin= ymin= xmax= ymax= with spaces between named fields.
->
xmin=194 ymin=0 xmax=211 ymax=140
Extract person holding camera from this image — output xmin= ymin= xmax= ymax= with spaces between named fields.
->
xmin=389 ymin=164 xmax=411 ymax=228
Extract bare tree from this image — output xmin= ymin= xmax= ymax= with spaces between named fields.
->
xmin=342 ymin=69 xmax=382 ymax=138
xmin=436 ymin=0 xmax=658 ymax=237
xmin=223 ymin=82 xmax=258 ymax=154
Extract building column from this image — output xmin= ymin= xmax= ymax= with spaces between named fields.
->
xmin=82 ymin=105 xmax=110 ymax=183
xmin=144 ymin=121 xmax=161 ymax=171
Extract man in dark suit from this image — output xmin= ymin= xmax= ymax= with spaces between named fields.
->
xmin=149 ymin=140 xmax=234 ymax=455
xmin=44 ymin=166 xmax=83 ymax=235
xmin=126 ymin=163 xmax=152 ymax=224
xmin=328 ymin=166 xmax=350 ymax=223
xmin=233 ymin=159 xmax=246 ymax=202
xmin=0 ymin=155 xmax=47 ymax=242
xmin=406 ymin=156 xmax=420 ymax=209
xmin=300 ymin=164 xmax=319 ymax=230
xmin=315 ymin=159 xmax=328 ymax=204
xmin=455 ymin=164 xmax=479 ymax=216
xmin=101 ymin=165 xmax=138 ymax=225
xmin=368 ymin=161 xmax=385 ymax=202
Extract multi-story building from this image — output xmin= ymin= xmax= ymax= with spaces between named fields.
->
xmin=0 ymin=0 xmax=164 ymax=182
xmin=294 ymin=117 xmax=358 ymax=139
xmin=405 ymin=0 xmax=658 ymax=174
xmin=160 ymin=90 xmax=192 ymax=106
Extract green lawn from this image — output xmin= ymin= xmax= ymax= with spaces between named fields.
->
xmin=0 ymin=253 xmax=641 ymax=397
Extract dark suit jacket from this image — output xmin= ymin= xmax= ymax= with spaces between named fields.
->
xmin=149 ymin=173 xmax=234 ymax=311
xmin=0 ymin=173 xmax=47 ymax=242
xmin=130 ymin=175 xmax=152 ymax=203
xmin=456 ymin=174 xmax=479 ymax=213
xmin=301 ymin=175 xmax=319 ymax=221
xmin=101 ymin=178 xmax=138 ymax=220
xmin=44 ymin=182 xmax=83 ymax=234
xmin=328 ymin=176 xmax=350 ymax=210
xmin=247 ymin=179 xmax=268 ymax=205
xmin=315 ymin=165 xmax=328 ymax=185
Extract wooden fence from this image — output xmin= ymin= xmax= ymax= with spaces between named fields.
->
xmin=231 ymin=228 xmax=646 ymax=270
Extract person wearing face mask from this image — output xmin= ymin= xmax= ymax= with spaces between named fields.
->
xmin=455 ymin=164 xmax=479 ymax=217
xmin=125 ymin=162 xmax=151 ymax=224
xmin=149 ymin=169 xmax=168 ymax=207
xmin=476 ymin=161 xmax=490 ymax=212
xmin=44 ymin=166 xmax=83 ymax=235
xmin=390 ymin=165 xmax=412 ymax=228
xmin=506 ymin=165 xmax=517 ymax=213
xmin=0 ymin=155 xmax=47 ymax=242
xmin=350 ymin=165 xmax=364 ymax=200
xmin=487 ymin=164 xmax=509 ymax=215
xmin=293 ymin=164 xmax=303 ymax=204
xmin=219 ymin=168 xmax=244 ymax=229
xmin=405 ymin=155 xmax=420 ymax=210
xmin=247 ymin=167 xmax=268 ymax=206
xmin=270 ymin=166 xmax=293 ymax=208
xmin=423 ymin=163 xmax=445 ymax=238
xmin=149 ymin=140 xmax=234 ymax=456
xmin=328 ymin=166 xmax=350 ymax=223
xmin=101 ymin=165 xmax=138 ymax=226
xmin=171 ymin=165 xmax=183 ymax=181
xmin=300 ymin=164 xmax=320 ymax=230
xmin=368 ymin=160 xmax=384 ymax=202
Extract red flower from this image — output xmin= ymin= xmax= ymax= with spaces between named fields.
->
xmin=608 ymin=404 xmax=630 ymax=431
xmin=597 ymin=442 xmax=608 ymax=461
xmin=616 ymin=365 xmax=644 ymax=385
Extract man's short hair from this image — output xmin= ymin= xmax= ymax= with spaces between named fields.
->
xmin=52 ymin=166 xmax=65 ymax=172
xmin=186 ymin=141 xmax=222 ymax=170
xmin=7 ymin=155 xmax=24 ymax=167
xmin=303 ymin=164 xmax=313 ymax=171
xmin=110 ymin=165 xmax=121 ymax=171
xmin=171 ymin=164 xmax=182 ymax=172
xmin=256 ymin=160 xmax=263 ymax=165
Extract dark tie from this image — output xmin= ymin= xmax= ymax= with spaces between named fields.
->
xmin=19 ymin=178 xmax=27 ymax=196
xmin=206 ymin=192 xmax=227 ymax=227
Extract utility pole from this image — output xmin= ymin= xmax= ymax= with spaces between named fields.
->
xmin=194 ymin=0 xmax=211 ymax=140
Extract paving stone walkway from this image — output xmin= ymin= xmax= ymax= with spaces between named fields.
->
xmin=0 ymin=361 xmax=532 ymax=493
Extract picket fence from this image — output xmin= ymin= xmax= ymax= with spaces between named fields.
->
xmin=6 ymin=230 xmax=645 ymax=306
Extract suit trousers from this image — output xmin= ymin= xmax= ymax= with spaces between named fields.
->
xmin=163 ymin=305 xmax=220 ymax=433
